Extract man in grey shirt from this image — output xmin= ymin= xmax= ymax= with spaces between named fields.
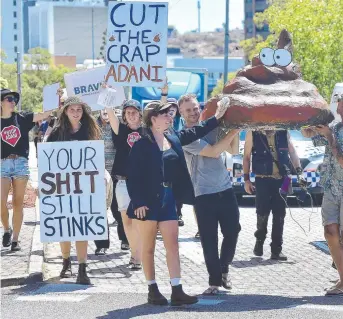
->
xmin=179 ymin=94 xmax=241 ymax=294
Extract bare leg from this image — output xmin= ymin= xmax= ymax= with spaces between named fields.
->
xmin=159 ymin=220 xmax=181 ymax=279
xmin=137 ymin=220 xmax=158 ymax=281
xmin=325 ymin=224 xmax=343 ymax=289
xmin=60 ymin=242 xmax=72 ymax=259
xmin=12 ymin=178 xmax=28 ymax=241
xmin=1 ymin=178 xmax=11 ymax=230
xmin=75 ymin=241 xmax=88 ymax=264
xmin=121 ymin=211 xmax=141 ymax=262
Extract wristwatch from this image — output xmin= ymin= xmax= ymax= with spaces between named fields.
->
xmin=161 ymin=93 xmax=168 ymax=96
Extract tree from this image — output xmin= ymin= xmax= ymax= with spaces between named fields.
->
xmin=240 ymin=0 xmax=343 ymax=101
xmin=211 ymin=72 xmax=237 ymax=97
xmin=1 ymin=48 xmax=75 ymax=112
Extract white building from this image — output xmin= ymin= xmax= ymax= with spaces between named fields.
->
xmin=28 ymin=1 xmax=107 ymax=63
xmin=1 ymin=0 xmax=24 ymax=63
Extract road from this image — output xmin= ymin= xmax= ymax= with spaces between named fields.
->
xmin=1 ymin=143 xmax=342 ymax=318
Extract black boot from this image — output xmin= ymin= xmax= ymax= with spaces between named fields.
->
xmin=171 ymin=284 xmax=198 ymax=306
xmin=60 ymin=257 xmax=72 ymax=278
xmin=253 ymin=239 xmax=264 ymax=257
xmin=271 ymin=251 xmax=288 ymax=261
xmin=148 ymin=283 xmax=168 ymax=305
xmin=76 ymin=263 xmax=91 ymax=285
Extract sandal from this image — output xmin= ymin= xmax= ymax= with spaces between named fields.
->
xmin=325 ymin=286 xmax=343 ymax=296
xmin=129 ymin=257 xmax=135 ymax=266
xmin=129 ymin=263 xmax=142 ymax=271
xmin=203 ymin=286 xmax=220 ymax=295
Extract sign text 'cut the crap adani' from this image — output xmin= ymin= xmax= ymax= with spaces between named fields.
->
xmin=105 ymin=1 xmax=168 ymax=87
xmin=38 ymin=141 xmax=108 ymax=243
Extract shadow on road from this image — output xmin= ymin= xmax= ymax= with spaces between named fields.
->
xmin=96 ymin=294 xmax=343 ymax=319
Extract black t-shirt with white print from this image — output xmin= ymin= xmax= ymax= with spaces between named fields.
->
xmin=1 ymin=112 xmax=34 ymax=159
xmin=112 ymin=122 xmax=143 ymax=177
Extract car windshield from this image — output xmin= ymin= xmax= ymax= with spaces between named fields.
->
xmin=239 ymin=130 xmax=312 ymax=141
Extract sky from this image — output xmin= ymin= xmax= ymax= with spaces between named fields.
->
xmin=128 ymin=0 xmax=245 ymax=33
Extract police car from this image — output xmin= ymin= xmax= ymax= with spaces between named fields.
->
xmin=222 ymin=130 xmax=325 ymax=203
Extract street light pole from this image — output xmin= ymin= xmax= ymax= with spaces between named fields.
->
xmin=16 ymin=51 xmax=22 ymax=111
xmin=92 ymin=6 xmax=95 ymax=68
xmin=223 ymin=0 xmax=230 ymax=84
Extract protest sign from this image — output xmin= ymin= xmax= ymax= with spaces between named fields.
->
xmin=43 ymin=83 xmax=60 ymax=112
xmin=64 ymin=67 xmax=125 ymax=111
xmin=97 ymin=86 xmax=126 ymax=108
xmin=38 ymin=141 xmax=108 ymax=243
xmin=105 ymin=1 xmax=168 ymax=87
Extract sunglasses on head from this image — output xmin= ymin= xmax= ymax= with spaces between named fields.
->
xmin=4 ymin=96 xmax=18 ymax=104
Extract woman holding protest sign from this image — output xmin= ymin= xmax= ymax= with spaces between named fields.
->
xmin=126 ymin=100 xmax=228 ymax=306
xmin=47 ymin=96 xmax=102 ymax=285
xmin=1 ymin=89 xmax=56 ymax=252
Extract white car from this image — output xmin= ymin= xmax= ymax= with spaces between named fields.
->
xmin=222 ymin=130 xmax=325 ymax=203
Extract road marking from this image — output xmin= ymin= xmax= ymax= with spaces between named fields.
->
xmin=17 ymin=295 xmax=89 ymax=302
xmin=290 ymin=304 xmax=343 ymax=312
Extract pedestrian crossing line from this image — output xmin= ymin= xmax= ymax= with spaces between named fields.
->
xmin=292 ymin=304 xmax=343 ymax=312
xmin=17 ymin=295 xmax=89 ymax=302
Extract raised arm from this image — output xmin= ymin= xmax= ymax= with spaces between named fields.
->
xmin=159 ymin=78 xmax=169 ymax=104
xmin=243 ymin=131 xmax=255 ymax=194
xmin=287 ymin=132 xmax=301 ymax=171
xmin=33 ymin=110 xmax=55 ymax=123
xmin=198 ymin=130 xmax=240 ymax=158
xmin=105 ymin=107 xmax=120 ymax=135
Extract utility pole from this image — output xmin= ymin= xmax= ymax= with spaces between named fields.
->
xmin=223 ymin=0 xmax=230 ymax=84
xmin=197 ymin=0 xmax=201 ymax=33
xmin=92 ymin=6 xmax=95 ymax=68
xmin=16 ymin=51 xmax=22 ymax=111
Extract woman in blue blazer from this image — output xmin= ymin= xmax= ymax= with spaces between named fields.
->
xmin=126 ymin=100 xmax=228 ymax=306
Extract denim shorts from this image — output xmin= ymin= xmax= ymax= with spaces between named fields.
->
xmin=1 ymin=157 xmax=30 ymax=180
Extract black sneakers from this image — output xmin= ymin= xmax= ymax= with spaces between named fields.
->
xmin=170 ymin=284 xmax=198 ymax=306
xmin=271 ymin=252 xmax=288 ymax=261
xmin=60 ymin=257 xmax=72 ymax=278
xmin=11 ymin=241 xmax=21 ymax=251
xmin=2 ymin=229 xmax=12 ymax=247
xmin=76 ymin=263 xmax=91 ymax=285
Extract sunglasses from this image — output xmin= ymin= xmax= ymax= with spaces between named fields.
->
xmin=4 ymin=96 xmax=18 ymax=104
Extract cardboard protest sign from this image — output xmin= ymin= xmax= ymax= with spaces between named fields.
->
xmin=43 ymin=83 xmax=60 ymax=112
xmin=105 ymin=1 xmax=168 ymax=87
xmin=64 ymin=67 xmax=126 ymax=111
xmin=38 ymin=141 xmax=108 ymax=243
xmin=97 ymin=86 xmax=126 ymax=108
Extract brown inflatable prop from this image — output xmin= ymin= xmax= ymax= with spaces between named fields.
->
xmin=201 ymin=30 xmax=334 ymax=129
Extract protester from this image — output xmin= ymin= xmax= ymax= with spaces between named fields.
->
xmin=126 ymin=99 xmax=227 ymax=305
xmin=302 ymin=95 xmax=343 ymax=296
xmin=1 ymin=88 xmax=56 ymax=251
xmin=105 ymin=99 xmax=144 ymax=270
xmin=243 ymin=129 xmax=302 ymax=261
xmin=166 ymin=97 xmax=185 ymax=227
xmin=47 ymin=96 xmax=102 ymax=284
xmin=179 ymin=94 xmax=240 ymax=295
xmin=95 ymin=109 xmax=128 ymax=254
xmin=38 ymin=116 xmax=53 ymax=141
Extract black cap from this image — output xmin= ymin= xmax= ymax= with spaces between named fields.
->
xmin=122 ymin=99 xmax=142 ymax=111
xmin=1 ymin=89 xmax=20 ymax=104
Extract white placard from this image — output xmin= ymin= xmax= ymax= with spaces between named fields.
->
xmin=97 ymin=86 xmax=126 ymax=108
xmin=38 ymin=141 xmax=108 ymax=243
xmin=43 ymin=83 xmax=60 ymax=112
xmin=105 ymin=1 xmax=168 ymax=87
xmin=64 ymin=67 xmax=126 ymax=111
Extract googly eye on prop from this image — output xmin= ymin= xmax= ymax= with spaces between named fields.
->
xmin=274 ymin=49 xmax=292 ymax=67
xmin=259 ymin=48 xmax=275 ymax=66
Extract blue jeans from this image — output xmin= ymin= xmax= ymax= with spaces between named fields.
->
xmin=1 ymin=157 xmax=29 ymax=180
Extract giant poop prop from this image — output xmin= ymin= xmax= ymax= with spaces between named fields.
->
xmin=201 ymin=30 xmax=334 ymax=130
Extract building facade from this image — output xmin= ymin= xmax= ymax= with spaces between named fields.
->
xmin=28 ymin=1 xmax=107 ymax=64
xmin=1 ymin=0 xmax=24 ymax=63
xmin=244 ymin=0 xmax=269 ymax=39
